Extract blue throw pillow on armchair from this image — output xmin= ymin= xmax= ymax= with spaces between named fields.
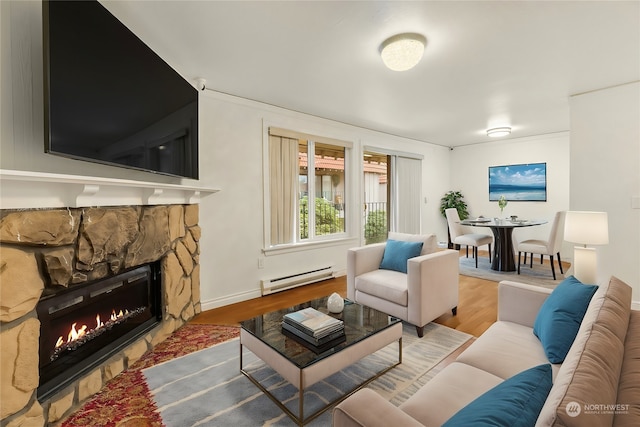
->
xmin=442 ymin=364 xmax=553 ymax=427
xmin=533 ymin=275 xmax=598 ymax=363
xmin=379 ymin=239 xmax=423 ymax=274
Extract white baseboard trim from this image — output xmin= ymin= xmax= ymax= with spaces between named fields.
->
xmin=632 ymin=301 xmax=640 ymax=311
xmin=200 ymin=272 xmax=347 ymax=313
xmin=201 ymin=289 xmax=262 ymax=312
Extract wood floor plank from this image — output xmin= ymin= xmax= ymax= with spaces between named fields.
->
xmin=190 ymin=279 xmax=346 ymax=327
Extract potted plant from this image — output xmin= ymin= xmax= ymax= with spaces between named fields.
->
xmin=440 ymin=191 xmax=470 ymax=249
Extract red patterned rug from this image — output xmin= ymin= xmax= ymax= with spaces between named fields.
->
xmin=61 ymin=324 xmax=239 ymax=427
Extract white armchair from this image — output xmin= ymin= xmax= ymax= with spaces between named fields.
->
xmin=347 ymin=232 xmax=459 ymax=337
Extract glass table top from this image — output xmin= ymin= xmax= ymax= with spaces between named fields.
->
xmin=461 ymin=218 xmax=547 ymax=228
xmin=240 ymin=296 xmax=400 ymax=369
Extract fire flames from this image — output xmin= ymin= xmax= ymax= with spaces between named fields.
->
xmin=55 ymin=309 xmax=128 ymax=349
xmin=49 ymin=306 xmax=146 ymax=362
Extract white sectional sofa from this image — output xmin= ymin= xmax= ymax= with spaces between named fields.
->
xmin=333 ymin=276 xmax=639 ymax=426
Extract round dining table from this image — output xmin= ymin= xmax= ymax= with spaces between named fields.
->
xmin=460 ymin=218 xmax=547 ymax=272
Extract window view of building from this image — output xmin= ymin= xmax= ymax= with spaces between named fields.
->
xmin=267 ymin=128 xmax=419 ymax=248
xmin=268 ymin=127 xmax=350 ymax=247
xmin=362 ymin=150 xmax=422 ymax=240
xmin=298 ymin=141 xmax=346 ymax=240
xmin=363 ymin=152 xmax=389 ymax=244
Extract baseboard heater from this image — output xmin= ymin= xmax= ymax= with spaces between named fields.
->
xmin=261 ymin=266 xmax=334 ymax=296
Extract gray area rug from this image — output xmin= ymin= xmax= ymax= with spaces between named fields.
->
xmin=458 ymin=253 xmax=565 ymax=289
xmin=143 ymin=322 xmax=472 ymax=427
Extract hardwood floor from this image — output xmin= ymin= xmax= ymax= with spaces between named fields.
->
xmin=190 ymin=279 xmax=348 ymax=327
xmin=190 ymin=266 xmax=498 ymax=338
xmin=432 ymin=274 xmax=497 ymax=337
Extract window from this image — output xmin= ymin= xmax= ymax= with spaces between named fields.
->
xmin=267 ymin=127 xmax=351 ymax=247
xmin=363 ymin=147 xmax=423 ymax=242
xmin=363 ymin=151 xmax=389 ymax=244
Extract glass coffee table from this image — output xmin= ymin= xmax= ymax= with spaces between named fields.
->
xmin=240 ymin=296 xmax=402 ymax=426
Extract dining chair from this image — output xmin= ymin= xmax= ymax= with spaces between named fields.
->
xmin=445 ymin=208 xmax=493 ymax=268
xmin=516 ymin=211 xmax=565 ymax=280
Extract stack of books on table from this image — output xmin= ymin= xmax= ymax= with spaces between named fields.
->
xmin=282 ymin=307 xmax=345 ymax=352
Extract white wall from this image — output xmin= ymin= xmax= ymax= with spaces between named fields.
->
xmin=569 ymin=82 xmax=640 ymax=299
xmin=450 ymin=83 xmax=640 ymax=304
xmin=0 ymin=1 xmax=452 ymax=310
xmin=449 ymin=133 xmax=572 ymax=255
xmin=197 ymin=91 xmax=451 ymax=308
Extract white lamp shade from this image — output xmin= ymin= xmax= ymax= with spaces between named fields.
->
xmin=564 ymin=211 xmax=609 ymax=245
xmin=379 ymin=33 xmax=426 ymax=71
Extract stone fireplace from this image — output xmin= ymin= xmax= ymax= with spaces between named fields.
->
xmin=1 ymin=203 xmax=203 ymax=426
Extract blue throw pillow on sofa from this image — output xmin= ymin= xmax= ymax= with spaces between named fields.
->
xmin=533 ymin=275 xmax=598 ymax=363
xmin=379 ymin=239 xmax=423 ymax=274
xmin=442 ymin=364 xmax=553 ymax=427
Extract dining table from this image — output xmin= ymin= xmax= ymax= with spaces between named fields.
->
xmin=460 ymin=218 xmax=548 ymax=272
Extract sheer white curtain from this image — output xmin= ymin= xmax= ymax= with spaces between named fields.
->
xmin=269 ymin=134 xmax=298 ymax=245
xmin=392 ymin=156 xmax=422 ymax=234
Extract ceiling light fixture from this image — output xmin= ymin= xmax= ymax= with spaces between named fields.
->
xmin=379 ymin=33 xmax=426 ymax=72
xmin=487 ymin=127 xmax=512 ymax=138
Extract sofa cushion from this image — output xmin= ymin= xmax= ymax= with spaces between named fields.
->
xmin=388 ymin=232 xmax=437 ymax=255
xmin=442 ymin=364 xmax=553 ymax=427
xmin=615 ymin=310 xmax=640 ymax=426
xmin=456 ymin=321 xmax=559 ymax=380
xmin=553 ymin=276 xmax=631 ymax=427
xmin=355 ymin=269 xmax=408 ymax=306
xmin=379 ymin=239 xmax=423 ymax=273
xmin=537 ymin=278 xmax=609 ymax=426
xmin=399 ymin=362 xmax=503 ymax=426
xmin=537 ymin=276 xmax=633 ymax=427
xmin=533 ymin=275 xmax=598 ymax=363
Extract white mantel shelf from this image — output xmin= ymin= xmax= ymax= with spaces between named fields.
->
xmin=0 ymin=169 xmax=220 ymax=209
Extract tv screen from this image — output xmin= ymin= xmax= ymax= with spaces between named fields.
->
xmin=488 ymin=162 xmax=547 ymax=201
xmin=43 ymin=0 xmax=199 ymax=179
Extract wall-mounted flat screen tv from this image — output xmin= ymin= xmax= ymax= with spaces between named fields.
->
xmin=43 ymin=0 xmax=199 ymax=179
xmin=488 ymin=162 xmax=547 ymax=201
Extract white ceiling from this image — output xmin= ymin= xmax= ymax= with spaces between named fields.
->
xmin=102 ymin=0 xmax=640 ymax=148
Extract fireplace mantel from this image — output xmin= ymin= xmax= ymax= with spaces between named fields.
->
xmin=0 ymin=169 xmax=219 ymax=209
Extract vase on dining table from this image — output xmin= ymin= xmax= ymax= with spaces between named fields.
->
xmin=498 ymin=195 xmax=508 ymax=217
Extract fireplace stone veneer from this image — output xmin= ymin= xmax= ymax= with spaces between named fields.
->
xmin=0 ymin=204 xmax=201 ymax=426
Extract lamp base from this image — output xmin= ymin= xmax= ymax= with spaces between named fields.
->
xmin=573 ymin=246 xmax=597 ymax=285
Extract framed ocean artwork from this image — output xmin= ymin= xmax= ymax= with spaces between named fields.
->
xmin=488 ymin=162 xmax=547 ymax=201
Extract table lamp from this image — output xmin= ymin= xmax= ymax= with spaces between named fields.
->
xmin=564 ymin=211 xmax=609 ymax=284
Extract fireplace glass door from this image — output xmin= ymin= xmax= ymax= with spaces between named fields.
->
xmin=36 ymin=262 xmax=161 ymax=399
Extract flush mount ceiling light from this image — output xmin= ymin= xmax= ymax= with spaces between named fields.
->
xmin=379 ymin=33 xmax=427 ymax=71
xmin=487 ymin=127 xmax=512 ymax=138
